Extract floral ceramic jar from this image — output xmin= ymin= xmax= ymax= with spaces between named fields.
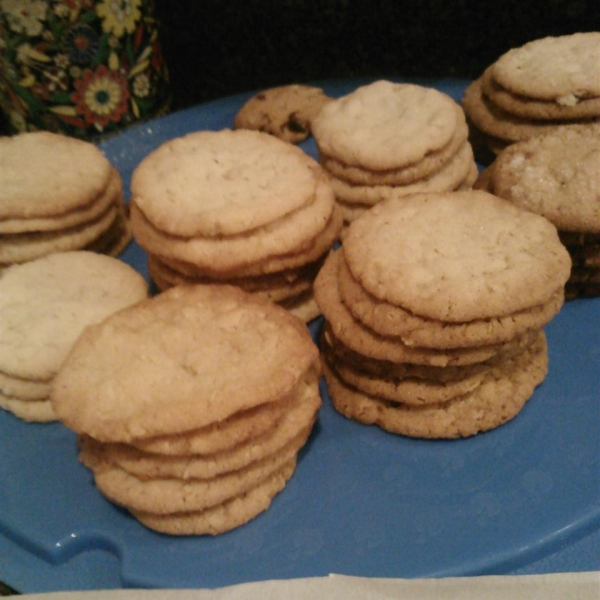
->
xmin=0 ymin=0 xmax=171 ymax=138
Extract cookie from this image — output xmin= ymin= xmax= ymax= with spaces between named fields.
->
xmin=152 ymin=203 xmax=342 ymax=280
xmin=0 ymin=203 xmax=119 ymax=266
xmin=312 ymin=81 xmax=462 ymax=170
xmin=310 ymin=80 xmax=476 ymax=226
xmin=488 ymin=125 xmax=600 ymax=233
xmin=0 ymin=369 xmax=50 ymax=401
xmin=479 ymin=125 xmax=599 ymax=298
xmin=321 ymin=333 xmax=487 ymax=406
xmin=491 ymin=33 xmax=600 ymax=103
xmin=323 ymin=332 xmax=548 ymax=439
xmin=341 ymin=191 xmax=571 ymax=322
xmin=129 ymin=396 xmax=294 ymax=457
xmin=314 ymin=250 xmax=539 ymax=368
xmin=336 ymin=250 xmax=565 ymax=349
xmin=52 ymin=284 xmax=321 ymax=535
xmin=326 ymin=141 xmax=476 ymax=207
xmin=51 ymin=284 xmax=320 ymax=442
xmin=130 ymin=129 xmax=342 ymax=321
xmin=481 ymin=67 xmax=600 ymax=121
xmin=131 ymin=461 xmax=296 ymax=536
xmin=234 ymin=84 xmax=332 ymax=143
xmin=0 ymin=251 xmax=148 ymax=422
xmin=130 ymin=154 xmax=335 ymax=269
xmin=315 ymin=189 xmax=567 ymax=439
xmin=462 ymin=34 xmax=600 ymax=158
xmin=80 ymin=433 xmax=304 ymax=515
xmin=132 ymin=129 xmax=321 ymax=238
xmin=0 ymin=132 xmax=112 ymax=220
xmin=0 ymin=166 xmax=121 ymax=234
xmin=462 ymin=77 xmax=592 ymax=147
xmin=321 ymin=325 xmax=524 ymax=381
xmin=0 ymin=394 xmax=57 ymax=423
xmin=79 ymin=375 xmax=320 ymax=480
xmin=0 ymin=132 xmax=131 ymax=268
xmin=318 ymin=114 xmax=469 ymax=187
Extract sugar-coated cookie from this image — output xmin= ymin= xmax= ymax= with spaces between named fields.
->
xmin=475 ymin=124 xmax=599 ymax=299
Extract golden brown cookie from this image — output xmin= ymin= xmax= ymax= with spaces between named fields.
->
xmin=342 ymin=191 xmax=571 ymax=322
xmin=314 ymin=187 xmax=567 ymax=439
xmin=131 ymin=461 xmax=296 ymax=536
xmin=491 ymin=33 xmax=600 ymax=103
xmin=336 ymin=250 xmax=564 ymax=349
xmin=311 ymin=80 xmax=477 ymax=226
xmin=130 ymin=129 xmax=341 ymax=322
xmin=323 ymin=332 xmax=548 ymax=439
xmin=313 ymin=250 xmax=539 ymax=368
xmin=312 ymin=80 xmax=462 ymax=170
xmin=129 ymin=396 xmax=293 ymax=457
xmin=0 ymin=133 xmax=131 ymax=268
xmin=52 ymin=284 xmax=320 ymax=442
xmin=462 ymin=34 xmax=600 ymax=158
xmin=78 ymin=375 xmax=320 ymax=480
xmin=52 ymin=284 xmax=322 ymax=535
xmin=481 ymin=66 xmax=600 ymax=121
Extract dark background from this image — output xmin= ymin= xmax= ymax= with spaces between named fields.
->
xmin=153 ymin=0 xmax=600 ymax=112
xmin=0 ymin=1 xmax=598 ymax=138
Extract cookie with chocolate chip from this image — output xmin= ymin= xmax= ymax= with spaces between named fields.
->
xmin=234 ymin=84 xmax=332 ymax=143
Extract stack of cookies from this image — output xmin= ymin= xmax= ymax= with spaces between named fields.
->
xmin=310 ymin=80 xmax=478 ymax=227
xmin=130 ymin=128 xmax=342 ymax=322
xmin=0 ymin=251 xmax=148 ymax=423
xmin=314 ymin=190 xmax=572 ymax=439
xmin=51 ymin=284 xmax=322 ymax=535
xmin=475 ymin=124 xmax=600 ymax=299
xmin=0 ymin=132 xmax=132 ymax=271
xmin=462 ymin=32 xmax=600 ymax=159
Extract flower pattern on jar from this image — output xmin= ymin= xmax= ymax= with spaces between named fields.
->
xmin=0 ymin=0 xmax=170 ymax=138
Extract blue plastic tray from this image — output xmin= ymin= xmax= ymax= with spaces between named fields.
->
xmin=1 ymin=79 xmax=598 ymax=593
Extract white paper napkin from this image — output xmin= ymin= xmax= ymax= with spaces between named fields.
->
xmin=17 ymin=572 xmax=600 ymax=600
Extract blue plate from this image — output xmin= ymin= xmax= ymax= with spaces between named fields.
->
xmin=1 ymin=79 xmax=598 ymax=593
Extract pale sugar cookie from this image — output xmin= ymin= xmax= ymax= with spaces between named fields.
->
xmin=0 ymin=251 xmax=148 ymax=422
